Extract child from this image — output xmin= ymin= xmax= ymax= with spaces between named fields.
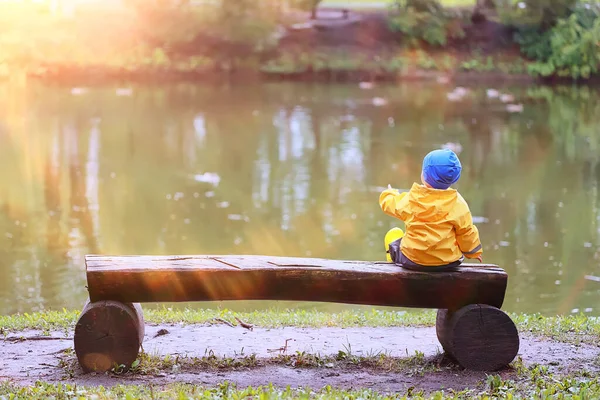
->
xmin=379 ymin=149 xmax=482 ymax=270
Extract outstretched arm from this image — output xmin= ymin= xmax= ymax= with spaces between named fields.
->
xmin=379 ymin=186 xmax=409 ymax=221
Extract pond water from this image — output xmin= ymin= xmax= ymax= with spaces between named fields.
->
xmin=0 ymin=80 xmax=599 ymax=316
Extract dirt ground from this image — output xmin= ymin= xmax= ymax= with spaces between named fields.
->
xmin=1 ymin=324 xmax=598 ymax=392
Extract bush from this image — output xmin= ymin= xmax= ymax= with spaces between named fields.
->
xmin=387 ymin=0 xmax=467 ymax=47
xmin=515 ymin=3 xmax=600 ymax=80
xmin=513 ymin=27 xmax=553 ymax=60
xmin=497 ymin=0 xmax=577 ymax=29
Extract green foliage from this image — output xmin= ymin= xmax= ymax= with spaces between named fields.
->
xmin=515 ymin=3 xmax=600 ymax=80
xmin=460 ymin=55 xmax=497 ymax=72
xmin=513 ymin=27 xmax=553 ymax=60
xmin=212 ymin=0 xmax=280 ymax=50
xmin=497 ymin=58 xmax=527 ymax=74
xmin=439 ymin=54 xmax=456 ymax=70
xmin=487 ymin=374 xmax=516 ymax=397
xmin=497 ymin=0 xmax=577 ymax=28
xmin=455 ymin=54 xmax=526 ymax=74
xmin=259 ymin=51 xmax=411 ymax=75
xmin=415 ymin=50 xmax=437 ymax=69
xmin=387 ymin=0 xmax=467 ymax=47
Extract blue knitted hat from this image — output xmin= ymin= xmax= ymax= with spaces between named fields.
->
xmin=422 ymin=149 xmax=462 ymax=189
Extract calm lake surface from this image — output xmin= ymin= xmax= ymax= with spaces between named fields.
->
xmin=0 ymin=80 xmax=599 ymax=316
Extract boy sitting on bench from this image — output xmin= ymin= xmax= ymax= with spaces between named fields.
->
xmin=379 ymin=149 xmax=482 ymax=271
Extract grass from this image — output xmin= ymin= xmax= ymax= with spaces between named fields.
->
xmin=2 ymin=364 xmax=600 ymax=399
xmin=259 ymin=50 xmax=530 ymax=78
xmin=2 ymin=308 xmax=600 ymax=344
xmin=55 ymin=347 xmax=439 ymax=378
xmin=2 ymin=309 xmax=600 ymax=399
xmin=0 ymin=381 xmax=457 ymax=400
xmin=0 ymin=308 xmax=436 ymax=333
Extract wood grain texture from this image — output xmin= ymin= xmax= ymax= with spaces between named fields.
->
xmin=437 ymin=304 xmax=519 ymax=371
xmin=85 ymin=255 xmax=508 ymax=309
xmin=74 ymin=300 xmax=144 ymax=373
xmin=435 ymin=309 xmax=453 ymax=358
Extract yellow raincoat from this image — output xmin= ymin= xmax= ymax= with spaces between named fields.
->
xmin=379 ymin=183 xmax=482 ymax=266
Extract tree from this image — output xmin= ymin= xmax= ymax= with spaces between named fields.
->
xmin=497 ymin=0 xmax=577 ymax=29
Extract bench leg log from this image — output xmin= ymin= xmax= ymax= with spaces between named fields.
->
xmin=435 ymin=309 xmax=454 ymax=360
xmin=74 ymin=300 xmax=145 ymax=373
xmin=435 ymin=304 xmax=519 ymax=371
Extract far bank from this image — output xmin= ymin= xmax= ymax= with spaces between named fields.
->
xmin=0 ymin=2 xmax=585 ymax=85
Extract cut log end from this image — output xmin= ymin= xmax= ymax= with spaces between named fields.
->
xmin=74 ymin=300 xmax=144 ymax=373
xmin=435 ymin=305 xmax=519 ymax=371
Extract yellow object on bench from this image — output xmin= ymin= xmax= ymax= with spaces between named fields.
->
xmin=384 ymin=227 xmax=404 ymax=262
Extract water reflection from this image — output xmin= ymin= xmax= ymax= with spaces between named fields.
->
xmin=0 ymin=81 xmax=599 ymax=316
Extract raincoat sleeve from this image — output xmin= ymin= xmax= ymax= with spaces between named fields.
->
xmin=455 ymin=210 xmax=483 ymax=259
xmin=379 ymin=188 xmax=409 ymax=221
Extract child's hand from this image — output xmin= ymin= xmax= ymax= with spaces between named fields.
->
xmin=476 ymin=255 xmax=483 ymax=263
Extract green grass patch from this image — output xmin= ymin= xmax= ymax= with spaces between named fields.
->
xmin=144 ymin=307 xmax=437 ymax=328
xmin=1 ymin=381 xmax=454 ymax=400
xmin=512 ymin=313 xmax=600 ymax=344
xmin=2 ymin=308 xmax=600 ymax=344
xmin=57 ymin=347 xmax=440 ymax=378
xmin=0 ymin=308 xmax=437 ymax=335
xmin=140 ymin=348 xmax=436 ymax=375
xmin=0 ymin=309 xmax=80 ymax=335
xmin=2 ymin=369 xmax=600 ymax=399
xmin=259 ymin=50 xmax=529 ymax=77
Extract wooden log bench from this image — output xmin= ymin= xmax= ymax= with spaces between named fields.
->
xmin=74 ymin=255 xmax=519 ymax=373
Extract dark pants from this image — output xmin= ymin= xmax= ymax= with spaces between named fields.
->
xmin=388 ymin=238 xmax=463 ymax=272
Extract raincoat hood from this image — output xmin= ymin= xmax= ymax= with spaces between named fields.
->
xmin=407 ymin=184 xmax=458 ymax=222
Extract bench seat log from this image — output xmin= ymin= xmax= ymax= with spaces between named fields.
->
xmin=85 ymin=255 xmax=508 ymax=310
